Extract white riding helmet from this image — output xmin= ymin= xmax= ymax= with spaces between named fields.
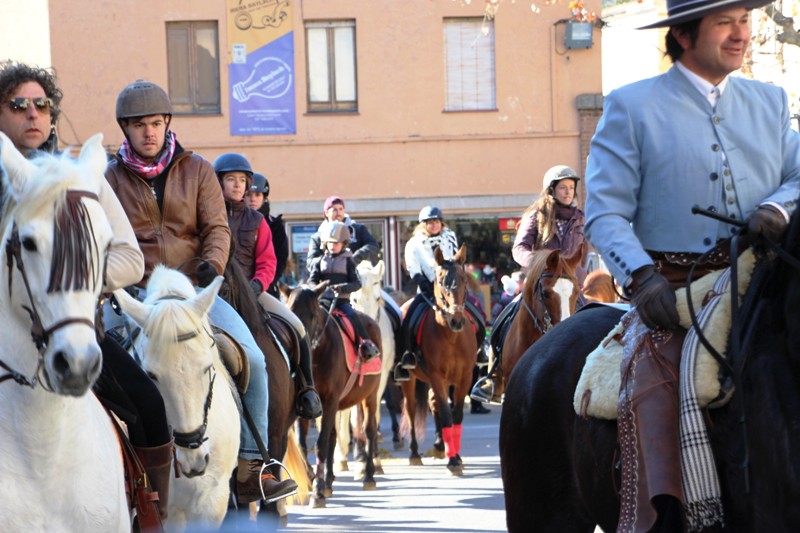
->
xmin=542 ymin=165 xmax=580 ymax=191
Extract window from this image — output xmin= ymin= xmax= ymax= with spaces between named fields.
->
xmin=305 ymin=20 xmax=357 ymax=112
xmin=444 ymin=18 xmax=496 ymax=111
xmin=166 ymin=21 xmax=220 ymax=114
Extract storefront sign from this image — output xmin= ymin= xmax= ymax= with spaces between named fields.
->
xmin=498 ymin=217 xmax=520 ymax=231
xmin=226 ymin=0 xmax=296 ymax=135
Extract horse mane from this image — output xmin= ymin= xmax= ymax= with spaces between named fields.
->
xmin=142 ymin=267 xmax=206 ymax=348
xmin=6 ymin=152 xmax=103 ymax=293
xmin=523 ymin=249 xmax=559 ymax=294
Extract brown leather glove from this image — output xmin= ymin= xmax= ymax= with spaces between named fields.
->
xmin=742 ymin=205 xmax=787 ymax=247
xmin=630 ymin=265 xmax=680 ymax=331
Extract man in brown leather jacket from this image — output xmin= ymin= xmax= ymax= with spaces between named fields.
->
xmin=105 ymin=80 xmax=297 ymax=506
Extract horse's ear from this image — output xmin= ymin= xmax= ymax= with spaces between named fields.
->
xmin=78 ymin=133 xmax=109 ymax=191
xmin=0 ymin=131 xmax=35 ymax=200
xmin=375 ymin=260 xmax=385 ymax=278
xmin=112 ymin=287 xmax=151 ymax=328
xmin=434 ymin=247 xmax=445 ymax=266
xmin=190 ymin=276 xmax=223 ymax=319
xmin=565 ymin=242 xmax=586 ymax=271
xmin=453 ymin=244 xmax=467 ymax=265
xmin=313 ymin=280 xmax=331 ymax=297
xmin=278 ymin=281 xmax=291 ymax=300
xmin=546 ymin=249 xmax=561 ymax=270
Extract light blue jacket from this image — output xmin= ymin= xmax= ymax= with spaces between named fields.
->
xmin=585 ymin=65 xmax=800 ymax=284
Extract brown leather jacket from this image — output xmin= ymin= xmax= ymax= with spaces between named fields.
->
xmin=105 ymin=149 xmax=231 ymax=286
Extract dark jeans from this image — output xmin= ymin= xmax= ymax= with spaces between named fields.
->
xmin=94 ymin=336 xmax=170 ymax=448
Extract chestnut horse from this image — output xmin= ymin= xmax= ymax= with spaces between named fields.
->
xmin=400 ymin=244 xmax=477 ymax=475
xmin=219 ymin=254 xmax=310 ymax=518
xmin=475 ymin=247 xmax=581 ymax=403
xmin=286 ymin=282 xmax=382 ymax=508
xmin=501 ymin=209 xmax=800 ymax=531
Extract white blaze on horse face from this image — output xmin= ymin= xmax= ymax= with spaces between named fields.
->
xmin=554 ymin=278 xmax=575 ymax=322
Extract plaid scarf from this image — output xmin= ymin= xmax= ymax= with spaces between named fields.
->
xmin=119 ymin=130 xmax=177 ymax=179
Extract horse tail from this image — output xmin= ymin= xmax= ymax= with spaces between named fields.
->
xmin=400 ymin=380 xmax=430 ymax=443
xmin=283 ymin=425 xmax=311 ymax=505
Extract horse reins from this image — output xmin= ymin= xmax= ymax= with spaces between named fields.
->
xmin=430 ymin=263 xmax=466 ymax=319
xmin=1 ymin=192 xmax=102 ymax=390
xmin=521 ymin=272 xmax=572 ymax=335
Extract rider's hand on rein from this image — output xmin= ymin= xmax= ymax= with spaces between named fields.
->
xmin=742 ymin=205 xmax=787 ymax=248
xmin=629 ymin=265 xmax=680 ymax=331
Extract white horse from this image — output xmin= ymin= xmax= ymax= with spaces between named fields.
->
xmin=114 ymin=266 xmax=239 ymax=532
xmin=0 ymin=133 xmax=128 ymax=531
xmin=335 ymin=260 xmax=397 ymax=473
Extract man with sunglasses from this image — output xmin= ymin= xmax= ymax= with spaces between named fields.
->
xmin=0 ymin=62 xmax=173 ymax=525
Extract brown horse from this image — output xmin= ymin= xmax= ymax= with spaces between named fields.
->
xmin=477 ymin=247 xmax=581 ymax=403
xmin=401 ymin=244 xmax=477 ymax=475
xmin=219 ymin=256 xmax=310 ymax=519
xmin=285 ymin=282 xmax=382 ymax=508
xmin=581 ymin=269 xmax=618 ymax=304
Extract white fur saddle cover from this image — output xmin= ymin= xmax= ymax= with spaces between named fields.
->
xmin=573 ymin=249 xmax=756 ymax=420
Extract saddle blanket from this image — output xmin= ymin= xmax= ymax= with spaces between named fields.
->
xmin=333 ymin=311 xmax=383 ymax=376
xmin=574 ymin=249 xmax=756 ymax=420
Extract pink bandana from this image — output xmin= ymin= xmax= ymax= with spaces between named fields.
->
xmin=119 ymin=130 xmax=177 ymax=179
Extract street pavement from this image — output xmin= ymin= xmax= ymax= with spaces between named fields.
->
xmin=276 ymin=400 xmax=507 ymax=532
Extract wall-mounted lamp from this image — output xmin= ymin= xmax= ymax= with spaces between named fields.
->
xmin=565 ymin=21 xmax=593 ymax=49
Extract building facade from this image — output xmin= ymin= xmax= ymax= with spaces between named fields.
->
xmin=40 ymin=0 xmax=603 ymax=294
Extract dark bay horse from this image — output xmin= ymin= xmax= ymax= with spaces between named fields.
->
xmin=286 ymin=282 xmax=382 ymax=508
xmin=219 ymin=256 xmax=310 ymax=518
xmin=478 ymin=247 xmax=581 ymax=403
xmin=401 ymin=244 xmax=478 ymax=475
xmin=500 ymin=212 xmax=800 ymax=532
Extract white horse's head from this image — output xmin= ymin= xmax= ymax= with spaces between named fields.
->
xmin=352 ymin=260 xmax=384 ymax=318
xmin=0 ymin=132 xmax=112 ymax=396
xmin=114 ymin=266 xmax=224 ymax=477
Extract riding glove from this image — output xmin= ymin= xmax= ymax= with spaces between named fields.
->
xmin=630 ymin=265 xmax=680 ymax=331
xmin=250 ymin=279 xmax=263 ymax=298
xmin=196 ymin=261 xmax=217 ymax=288
xmin=743 ymin=205 xmax=787 ymax=247
xmin=413 ymin=274 xmax=433 ymax=294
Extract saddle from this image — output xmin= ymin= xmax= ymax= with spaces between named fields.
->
xmin=488 ymin=297 xmax=520 ymax=360
xmin=104 ymin=406 xmax=169 ymax=533
xmin=213 ymin=327 xmax=250 ymax=395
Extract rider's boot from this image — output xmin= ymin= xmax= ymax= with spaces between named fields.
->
xmin=296 ymin=333 xmax=322 ymax=419
xmin=399 ymin=322 xmax=417 ymax=369
xmin=133 ymin=436 xmax=174 ymax=521
xmin=237 ymin=457 xmax=298 ymax=504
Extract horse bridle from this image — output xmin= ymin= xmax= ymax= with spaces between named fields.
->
xmin=430 ymin=263 xmax=466 ymax=320
xmin=173 ymin=365 xmax=216 ymax=450
xmin=521 ymin=272 xmax=572 ymax=335
xmin=146 ymin=294 xmax=218 ymax=450
xmin=0 ymin=193 xmax=102 ymax=390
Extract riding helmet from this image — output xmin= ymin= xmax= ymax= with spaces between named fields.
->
xmin=213 ymin=153 xmax=253 ymax=178
xmin=542 ymin=165 xmax=580 ymax=191
xmin=418 ymin=205 xmax=443 ymax=223
xmin=250 ymin=172 xmax=270 ymax=195
xmin=115 ymin=80 xmax=172 ymax=122
xmin=320 ymin=220 xmax=350 ymax=243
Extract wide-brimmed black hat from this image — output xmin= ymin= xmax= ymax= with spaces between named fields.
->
xmin=639 ymin=0 xmax=773 ymax=29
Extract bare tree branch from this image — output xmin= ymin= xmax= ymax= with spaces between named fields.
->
xmin=763 ymin=4 xmax=800 ymax=46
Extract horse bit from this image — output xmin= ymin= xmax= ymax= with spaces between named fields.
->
xmin=0 ymin=192 xmax=102 ymax=389
xmin=430 ymin=264 xmax=465 ymax=319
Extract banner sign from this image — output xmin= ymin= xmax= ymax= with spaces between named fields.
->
xmin=227 ymin=0 xmax=296 ymax=135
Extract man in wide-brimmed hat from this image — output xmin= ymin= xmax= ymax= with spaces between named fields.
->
xmin=584 ymin=0 xmax=800 ymax=530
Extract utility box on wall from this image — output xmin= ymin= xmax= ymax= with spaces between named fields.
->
xmin=565 ymin=21 xmax=593 ymax=49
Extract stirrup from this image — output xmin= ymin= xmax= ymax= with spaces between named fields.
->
xmin=400 ymin=351 xmax=417 ymax=369
xmin=470 ymin=375 xmax=501 ymax=404
xmin=259 ymin=459 xmax=298 ymax=504
xmin=393 ymin=364 xmax=411 ymax=382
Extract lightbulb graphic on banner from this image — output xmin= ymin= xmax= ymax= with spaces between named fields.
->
xmin=232 ymin=56 xmax=293 ymax=102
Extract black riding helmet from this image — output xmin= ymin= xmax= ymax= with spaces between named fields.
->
xmin=249 ymin=172 xmax=270 ymax=195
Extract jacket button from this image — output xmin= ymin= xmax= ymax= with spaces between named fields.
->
xmin=614 ymin=256 xmax=621 ymax=263
xmin=710 ymin=173 xmax=718 ymax=181
xmin=625 ymin=269 xmax=631 ymax=276
xmin=609 ymin=251 xmax=616 ymax=258
xmin=620 ymin=262 xmax=626 ymax=268
xmin=713 ymin=116 xmax=721 ymax=125
xmin=703 ymin=237 xmax=712 ymax=245
xmin=712 ymin=144 xmax=720 ymax=152
xmin=707 ymin=205 xmax=716 ymax=212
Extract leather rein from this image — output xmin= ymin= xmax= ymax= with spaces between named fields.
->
xmin=0 ymin=191 xmax=101 ymax=390
xmin=521 ymin=272 xmax=572 ymax=335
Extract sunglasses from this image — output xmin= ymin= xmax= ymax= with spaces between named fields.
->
xmin=6 ymin=97 xmax=55 ymax=114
